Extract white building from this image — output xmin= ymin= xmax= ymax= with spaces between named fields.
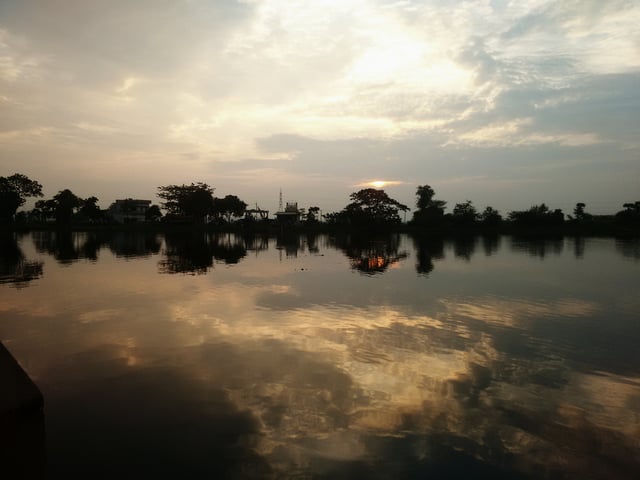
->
xmin=108 ymin=199 xmax=151 ymax=223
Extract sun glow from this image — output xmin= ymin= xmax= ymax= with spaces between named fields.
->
xmin=359 ymin=180 xmax=403 ymax=189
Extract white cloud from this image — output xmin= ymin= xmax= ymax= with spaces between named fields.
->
xmin=0 ymin=0 xmax=638 ymax=211
xmin=450 ymin=117 xmax=602 ymax=148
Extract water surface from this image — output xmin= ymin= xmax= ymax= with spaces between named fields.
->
xmin=1 ymin=231 xmax=639 ymax=478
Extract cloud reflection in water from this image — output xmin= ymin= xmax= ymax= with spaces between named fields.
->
xmin=0 ymin=233 xmax=639 ymax=478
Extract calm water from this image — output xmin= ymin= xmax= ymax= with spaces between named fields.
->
xmin=1 ymin=231 xmax=639 ymax=478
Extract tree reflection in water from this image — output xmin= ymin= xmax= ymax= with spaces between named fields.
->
xmin=0 ymin=232 xmax=43 ymax=287
xmin=2 ymin=232 xmax=640 ymax=478
xmin=108 ymin=232 xmax=162 ymax=258
xmin=481 ymin=234 xmax=501 ymax=257
xmin=511 ymin=236 xmax=564 ymax=258
xmin=412 ymin=236 xmax=445 ymax=276
xmin=452 ymin=235 xmax=477 ymax=261
xmin=616 ymin=238 xmax=640 ymax=261
xmin=32 ymin=231 xmax=106 ymax=264
xmin=159 ymin=232 xmax=257 ymax=274
xmin=331 ymin=234 xmax=408 ymax=275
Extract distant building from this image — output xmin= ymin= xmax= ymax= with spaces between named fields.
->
xmin=108 ymin=199 xmax=151 ymax=223
xmin=275 ymin=201 xmax=301 ymax=225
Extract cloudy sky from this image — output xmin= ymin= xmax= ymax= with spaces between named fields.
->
xmin=1 ymin=0 xmax=638 ymax=214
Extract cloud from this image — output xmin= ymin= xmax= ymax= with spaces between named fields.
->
xmin=0 ymin=0 xmax=638 ymax=213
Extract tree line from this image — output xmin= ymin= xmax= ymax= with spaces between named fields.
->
xmin=324 ymin=185 xmax=639 ymax=231
xmin=1 ymin=173 xmax=638 ymax=230
xmin=0 ymin=175 xmax=250 ymax=226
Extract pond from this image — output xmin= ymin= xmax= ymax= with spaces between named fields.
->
xmin=1 ymin=231 xmax=639 ymax=478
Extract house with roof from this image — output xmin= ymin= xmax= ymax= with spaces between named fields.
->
xmin=108 ymin=199 xmax=151 ymax=223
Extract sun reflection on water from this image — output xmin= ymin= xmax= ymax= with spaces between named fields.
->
xmin=1 ymin=233 xmax=639 ymax=477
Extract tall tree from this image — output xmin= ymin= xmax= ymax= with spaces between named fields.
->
xmin=337 ymin=188 xmax=408 ymax=226
xmin=33 ymin=189 xmax=83 ymax=224
xmin=157 ymin=183 xmax=215 ymax=221
xmin=571 ymin=202 xmax=592 ymax=222
xmin=0 ymin=173 xmax=43 ymax=221
xmin=33 ymin=199 xmax=57 ymax=222
xmin=212 ymin=195 xmax=247 ymax=223
xmin=78 ymin=196 xmax=102 ymax=222
xmin=412 ymin=184 xmax=446 ymax=227
xmin=306 ymin=206 xmax=320 ymax=224
xmin=452 ymin=200 xmax=478 ymax=226
xmin=145 ymin=204 xmax=163 ymax=222
xmin=415 ymin=185 xmax=436 ymax=210
xmin=615 ymin=201 xmax=640 ymax=226
xmin=508 ymin=204 xmax=564 ymax=227
xmin=479 ymin=206 xmax=502 ymax=227
xmin=52 ymin=189 xmax=83 ymax=224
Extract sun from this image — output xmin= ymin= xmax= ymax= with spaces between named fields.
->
xmin=358 ymin=180 xmax=403 ymax=189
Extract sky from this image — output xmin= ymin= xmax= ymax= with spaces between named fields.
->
xmin=1 ymin=0 xmax=639 ymax=215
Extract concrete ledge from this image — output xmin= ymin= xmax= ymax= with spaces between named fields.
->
xmin=1 ymin=342 xmax=45 ymax=478
xmin=0 ymin=342 xmax=43 ymax=422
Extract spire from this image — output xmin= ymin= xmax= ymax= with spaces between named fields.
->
xmin=279 ymin=188 xmax=283 ymax=212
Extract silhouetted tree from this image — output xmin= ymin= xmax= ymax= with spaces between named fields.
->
xmin=157 ymin=183 xmax=215 ymax=221
xmin=615 ymin=201 xmax=640 ymax=226
xmin=569 ymin=202 xmax=593 ymax=223
xmin=34 ymin=189 xmax=83 ymax=224
xmin=13 ymin=211 xmax=29 ymax=224
xmin=145 ymin=204 xmax=163 ymax=222
xmin=508 ymin=204 xmax=564 ymax=227
xmin=306 ymin=206 xmax=320 ymax=224
xmin=415 ymin=185 xmax=437 ymax=210
xmin=78 ymin=196 xmax=102 ymax=222
xmin=32 ymin=199 xmax=57 ymax=222
xmin=452 ymin=200 xmax=478 ymax=227
xmin=0 ymin=173 xmax=43 ymax=221
xmin=479 ymin=206 xmax=503 ymax=227
xmin=52 ymin=189 xmax=83 ymax=224
xmin=334 ymin=188 xmax=408 ymax=227
xmin=411 ymin=184 xmax=446 ymax=227
xmin=322 ymin=211 xmax=340 ymax=226
xmin=212 ymin=195 xmax=247 ymax=223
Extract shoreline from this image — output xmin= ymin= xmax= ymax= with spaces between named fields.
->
xmin=1 ymin=221 xmax=638 ymax=238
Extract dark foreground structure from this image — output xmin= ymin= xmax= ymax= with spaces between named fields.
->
xmin=0 ymin=342 xmax=45 ymax=478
